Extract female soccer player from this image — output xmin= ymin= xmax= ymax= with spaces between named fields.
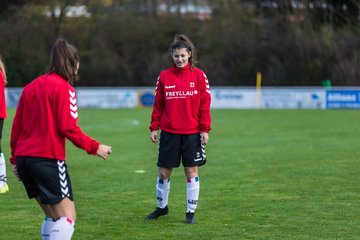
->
xmin=146 ymin=34 xmax=212 ymax=224
xmin=10 ymin=39 xmax=112 ymax=240
xmin=0 ymin=54 xmax=8 ymax=193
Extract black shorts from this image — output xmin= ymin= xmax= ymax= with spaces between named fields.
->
xmin=0 ymin=118 xmax=4 ymax=139
xmin=16 ymin=157 xmax=73 ymax=204
xmin=157 ymin=131 xmax=207 ymax=168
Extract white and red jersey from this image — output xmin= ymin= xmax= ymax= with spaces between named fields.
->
xmin=150 ymin=64 xmax=211 ymax=134
xmin=0 ymin=70 xmax=7 ymax=119
xmin=10 ymin=73 xmax=99 ymax=164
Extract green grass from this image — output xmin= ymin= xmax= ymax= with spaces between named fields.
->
xmin=1 ymin=109 xmax=360 ymax=239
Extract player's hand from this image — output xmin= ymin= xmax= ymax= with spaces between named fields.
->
xmin=11 ymin=164 xmax=20 ymax=181
xmin=97 ymin=144 xmax=112 ymax=160
xmin=150 ymin=130 xmax=158 ymax=143
xmin=200 ymin=132 xmax=209 ymax=145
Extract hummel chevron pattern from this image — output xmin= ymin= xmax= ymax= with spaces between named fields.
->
xmin=57 ymin=161 xmax=69 ymax=198
xmin=69 ymin=89 xmax=78 ymax=119
xmin=204 ymin=73 xmax=211 ymax=94
xmin=154 ymin=76 xmax=160 ymax=96
xmin=201 ymin=145 xmax=206 ymax=159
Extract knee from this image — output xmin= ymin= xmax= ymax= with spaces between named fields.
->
xmin=158 ymin=172 xmax=169 ymax=180
xmin=158 ymin=168 xmax=171 ymax=180
xmin=185 ymin=167 xmax=198 ymax=178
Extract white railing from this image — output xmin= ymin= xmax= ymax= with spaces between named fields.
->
xmin=6 ymin=86 xmax=360 ymax=109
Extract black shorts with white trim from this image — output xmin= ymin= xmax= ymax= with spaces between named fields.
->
xmin=157 ymin=131 xmax=207 ymax=168
xmin=16 ymin=157 xmax=73 ymax=204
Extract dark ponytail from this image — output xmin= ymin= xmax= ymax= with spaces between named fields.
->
xmin=170 ymin=34 xmax=198 ymax=70
xmin=49 ymin=39 xmax=80 ymax=84
xmin=0 ymin=54 xmax=7 ymax=85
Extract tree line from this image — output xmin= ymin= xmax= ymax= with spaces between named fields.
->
xmin=0 ymin=0 xmax=359 ymax=87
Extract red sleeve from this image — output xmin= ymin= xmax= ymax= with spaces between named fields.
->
xmin=57 ymin=86 xmax=99 ymax=155
xmin=199 ymin=72 xmax=212 ymax=132
xmin=0 ymin=71 xmax=6 ymax=118
xmin=10 ymin=92 xmax=25 ymax=164
xmin=149 ymin=76 xmax=164 ymax=131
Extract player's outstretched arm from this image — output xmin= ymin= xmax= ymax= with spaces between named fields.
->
xmin=97 ymin=144 xmax=112 ymax=160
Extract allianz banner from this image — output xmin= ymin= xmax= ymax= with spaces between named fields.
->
xmin=326 ymin=90 xmax=360 ymax=109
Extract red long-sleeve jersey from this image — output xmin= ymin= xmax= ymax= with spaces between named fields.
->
xmin=10 ymin=73 xmax=99 ymax=164
xmin=0 ymin=70 xmax=7 ymax=119
xmin=150 ymin=64 xmax=211 ymax=134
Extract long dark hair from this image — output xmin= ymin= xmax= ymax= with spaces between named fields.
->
xmin=0 ymin=54 xmax=7 ymax=85
xmin=169 ymin=34 xmax=198 ymax=71
xmin=49 ymin=39 xmax=80 ymax=84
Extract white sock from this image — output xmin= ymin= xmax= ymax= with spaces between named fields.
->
xmin=156 ymin=177 xmax=170 ymax=209
xmin=0 ymin=153 xmax=6 ymax=188
xmin=41 ymin=217 xmax=55 ymax=240
xmin=50 ymin=217 xmax=75 ymax=240
xmin=186 ymin=177 xmax=200 ymax=213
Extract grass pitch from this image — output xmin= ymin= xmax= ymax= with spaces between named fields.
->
xmin=1 ymin=108 xmax=360 ymax=239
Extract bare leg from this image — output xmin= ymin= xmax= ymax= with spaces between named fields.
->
xmin=36 ymin=197 xmax=76 ymax=221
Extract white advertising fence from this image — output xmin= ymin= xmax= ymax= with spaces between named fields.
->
xmin=211 ymin=88 xmax=257 ymax=109
xmin=76 ymin=88 xmax=138 ymax=108
xmin=259 ymin=88 xmax=325 ymax=109
xmin=6 ymin=87 xmax=360 ymax=109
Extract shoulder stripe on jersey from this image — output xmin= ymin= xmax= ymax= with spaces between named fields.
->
xmin=69 ymin=89 xmax=78 ymax=119
xmin=69 ymin=90 xmax=76 ymax=98
xmin=154 ymin=76 xmax=160 ymax=96
xmin=203 ymin=74 xmax=211 ymax=94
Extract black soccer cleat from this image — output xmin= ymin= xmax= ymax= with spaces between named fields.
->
xmin=185 ymin=212 xmax=195 ymax=224
xmin=145 ymin=206 xmax=169 ymax=220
